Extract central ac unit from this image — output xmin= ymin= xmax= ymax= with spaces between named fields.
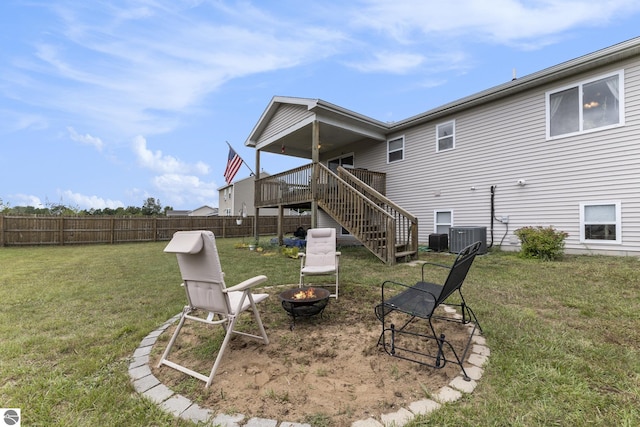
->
xmin=449 ymin=227 xmax=487 ymax=254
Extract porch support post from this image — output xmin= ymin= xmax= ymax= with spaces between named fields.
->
xmin=311 ymin=120 xmax=320 ymax=228
xmin=254 ymin=148 xmax=261 ymax=242
xmin=277 ymin=205 xmax=284 ymax=245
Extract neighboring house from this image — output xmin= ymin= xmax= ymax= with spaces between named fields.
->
xmin=166 ymin=209 xmax=191 ymax=217
xmin=189 ymin=205 xmax=218 ymax=216
xmin=244 ymin=37 xmax=640 ymax=261
xmin=166 ymin=206 xmax=218 ymax=216
xmin=218 ymin=173 xmax=301 ymax=217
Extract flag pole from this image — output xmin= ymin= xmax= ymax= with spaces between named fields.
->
xmin=226 ymin=141 xmax=255 ymax=176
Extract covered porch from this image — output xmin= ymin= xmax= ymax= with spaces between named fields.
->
xmin=244 ymin=96 xmax=418 ymax=264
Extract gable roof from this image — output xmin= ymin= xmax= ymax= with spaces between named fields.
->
xmin=245 ymin=96 xmax=389 ymax=158
xmin=244 ymin=37 xmax=640 ymax=155
xmin=391 ymin=36 xmax=640 ymax=131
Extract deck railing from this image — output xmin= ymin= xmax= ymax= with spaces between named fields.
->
xmin=255 ymin=164 xmax=314 ymax=207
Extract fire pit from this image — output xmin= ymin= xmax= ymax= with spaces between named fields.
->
xmin=279 ymin=287 xmax=330 ymax=327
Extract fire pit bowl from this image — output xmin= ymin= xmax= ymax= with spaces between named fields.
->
xmin=279 ymin=287 xmax=330 ymax=325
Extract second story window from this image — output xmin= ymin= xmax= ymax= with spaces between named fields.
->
xmin=547 ymin=71 xmax=624 ymax=139
xmin=387 ymin=136 xmax=404 ymax=163
xmin=436 ymin=121 xmax=455 ymax=152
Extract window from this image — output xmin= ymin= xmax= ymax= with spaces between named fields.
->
xmin=436 ymin=121 xmax=455 ymax=152
xmin=434 ymin=210 xmax=453 ymax=235
xmin=387 ymin=136 xmax=404 ymax=163
xmin=580 ymin=201 xmax=621 ymax=244
xmin=328 ymin=154 xmax=354 ymax=172
xmin=547 ymin=71 xmax=624 ymax=139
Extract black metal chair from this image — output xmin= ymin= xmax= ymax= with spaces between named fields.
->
xmin=375 ymin=241 xmax=482 ymax=380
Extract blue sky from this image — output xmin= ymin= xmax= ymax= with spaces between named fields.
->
xmin=1 ymin=0 xmax=639 ymax=211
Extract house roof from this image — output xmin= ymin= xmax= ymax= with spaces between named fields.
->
xmin=391 ymin=36 xmax=640 ymax=131
xmin=245 ymin=36 xmax=640 ymax=155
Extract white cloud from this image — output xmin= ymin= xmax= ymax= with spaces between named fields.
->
xmin=59 ymin=190 xmax=124 ymax=210
xmin=67 ymin=126 xmax=104 ymax=151
xmin=347 ymin=51 xmax=425 ymax=74
xmin=132 ymin=135 xmax=209 ymax=175
xmin=0 ymin=110 xmax=48 ymax=133
xmin=346 ymin=50 xmax=470 ymax=75
xmin=5 ymin=1 xmax=346 ymax=137
xmin=152 ymin=173 xmax=218 ymax=208
xmin=353 ymin=0 xmax=640 ymax=47
xmin=9 ymin=194 xmax=44 ymax=208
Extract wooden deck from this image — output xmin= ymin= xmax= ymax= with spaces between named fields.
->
xmin=255 ymin=164 xmax=417 ymax=264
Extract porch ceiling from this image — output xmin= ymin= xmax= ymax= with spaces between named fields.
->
xmin=261 ymin=120 xmax=385 ymax=159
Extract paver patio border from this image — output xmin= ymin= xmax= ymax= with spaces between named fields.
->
xmin=129 ymin=306 xmax=489 ymax=426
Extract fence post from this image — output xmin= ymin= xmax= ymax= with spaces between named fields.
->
xmin=222 ymin=216 xmax=226 ymax=238
xmin=0 ymin=215 xmax=4 ymax=247
xmin=59 ymin=217 xmax=64 ymax=246
xmin=153 ymin=217 xmax=157 ymax=242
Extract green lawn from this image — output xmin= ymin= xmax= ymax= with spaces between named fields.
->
xmin=1 ymin=239 xmax=639 ymax=426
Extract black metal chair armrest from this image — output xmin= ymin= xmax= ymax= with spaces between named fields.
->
xmin=420 ymin=261 xmax=450 ymax=282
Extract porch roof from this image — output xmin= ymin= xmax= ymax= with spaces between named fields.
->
xmin=244 ymin=96 xmax=389 ymax=159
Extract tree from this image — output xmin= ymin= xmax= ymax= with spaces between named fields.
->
xmin=141 ymin=197 xmax=162 ymax=216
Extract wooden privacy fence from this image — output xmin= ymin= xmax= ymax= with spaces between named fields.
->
xmin=0 ymin=215 xmax=311 ymax=247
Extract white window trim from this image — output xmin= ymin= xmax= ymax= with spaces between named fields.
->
xmin=327 ymin=152 xmax=355 ymax=170
xmin=546 ymin=70 xmax=625 ymax=140
xmin=579 ymin=200 xmax=621 ymax=244
xmin=387 ymin=136 xmax=404 ymax=163
xmin=434 ymin=209 xmax=454 ymax=234
xmin=436 ymin=120 xmax=456 ymax=153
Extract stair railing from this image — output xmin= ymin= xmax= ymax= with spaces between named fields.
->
xmin=336 ymin=166 xmax=418 ymax=260
xmin=316 ymin=163 xmax=398 ymax=263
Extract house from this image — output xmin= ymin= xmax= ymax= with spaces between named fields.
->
xmin=166 ymin=205 xmax=218 ymax=217
xmin=189 ymin=205 xmax=218 ymax=216
xmin=166 ymin=209 xmax=191 ymax=217
xmin=245 ymin=36 xmax=640 ymax=262
xmin=218 ymin=173 xmax=301 ymax=217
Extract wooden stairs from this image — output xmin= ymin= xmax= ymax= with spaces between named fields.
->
xmin=317 ymin=164 xmax=418 ymax=264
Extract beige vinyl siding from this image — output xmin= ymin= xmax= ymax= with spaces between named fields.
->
xmin=258 ymin=104 xmax=313 ymax=144
xmin=349 ymin=60 xmax=640 ymax=255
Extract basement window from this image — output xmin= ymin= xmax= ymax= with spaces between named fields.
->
xmin=434 ymin=210 xmax=453 ymax=234
xmin=580 ymin=201 xmax=621 ymax=244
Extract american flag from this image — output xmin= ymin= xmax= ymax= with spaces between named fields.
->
xmin=224 ymin=146 xmax=243 ymax=184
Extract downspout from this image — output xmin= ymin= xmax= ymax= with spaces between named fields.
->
xmin=488 ymin=185 xmax=496 ymax=248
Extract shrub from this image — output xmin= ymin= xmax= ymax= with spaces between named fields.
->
xmin=514 ymin=226 xmax=569 ymax=261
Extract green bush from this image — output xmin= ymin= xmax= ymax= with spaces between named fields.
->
xmin=514 ymin=226 xmax=569 ymax=261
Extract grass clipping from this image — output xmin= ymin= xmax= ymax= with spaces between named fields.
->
xmin=151 ymin=285 xmax=473 ymax=426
